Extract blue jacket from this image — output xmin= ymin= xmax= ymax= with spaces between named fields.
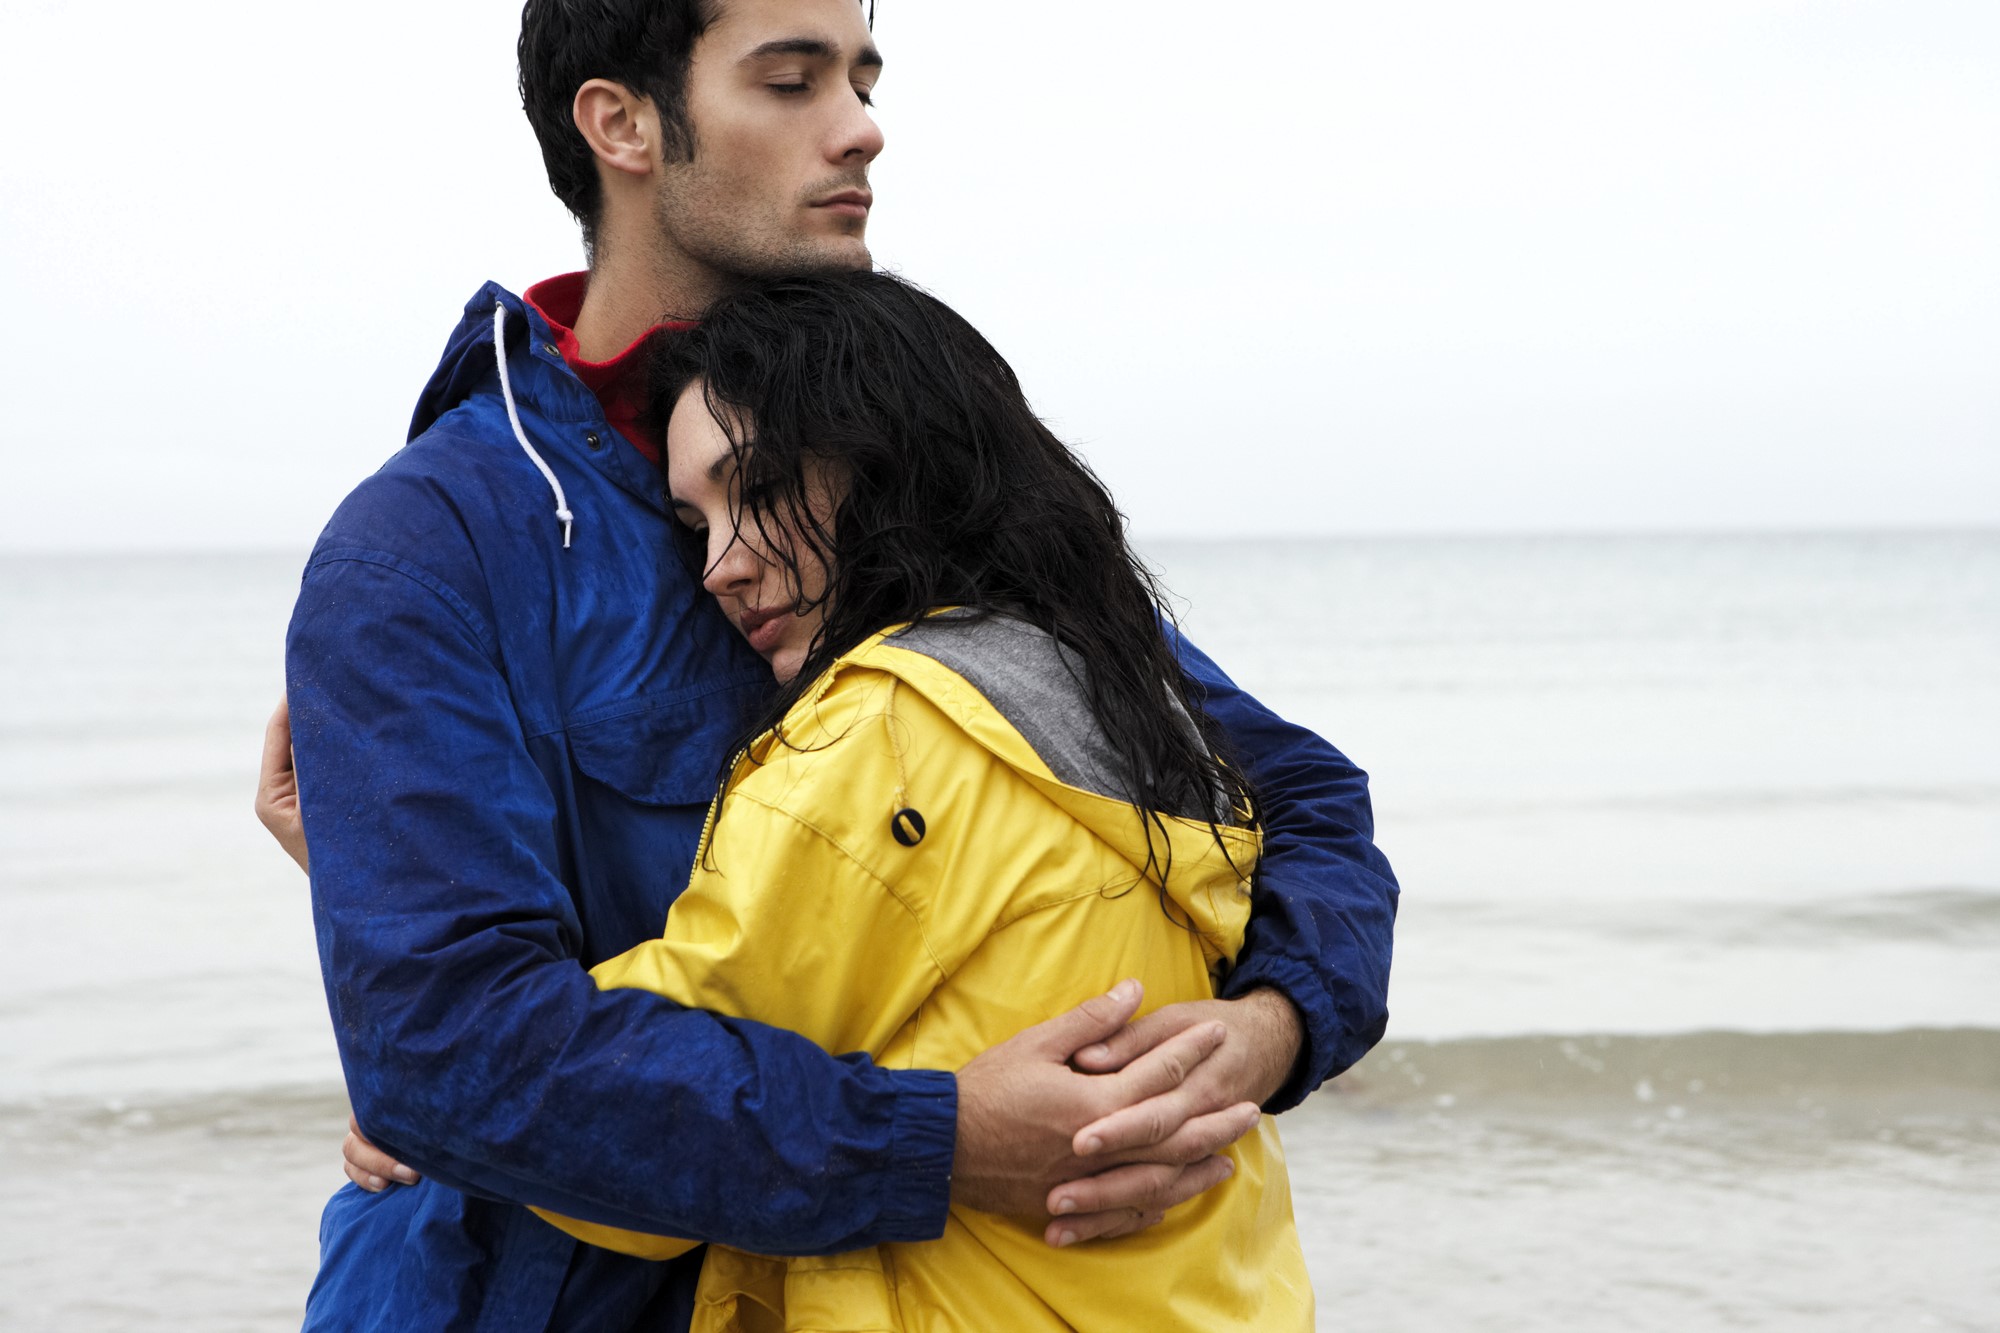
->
xmin=288 ymin=282 xmax=1399 ymax=1332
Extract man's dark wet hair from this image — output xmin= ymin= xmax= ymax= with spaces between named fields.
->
xmin=518 ymin=2 xmax=876 ymax=257
xmin=517 ymin=0 xmax=717 ymax=254
xmin=651 ymin=270 xmax=1258 ymax=890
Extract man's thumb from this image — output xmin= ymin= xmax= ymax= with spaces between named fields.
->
xmin=1031 ymin=980 xmax=1143 ymax=1058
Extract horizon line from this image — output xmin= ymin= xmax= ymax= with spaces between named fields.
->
xmin=1 ymin=519 xmax=1994 ymax=560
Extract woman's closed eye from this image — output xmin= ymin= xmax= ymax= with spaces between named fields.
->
xmin=668 ymin=514 xmax=710 ymax=574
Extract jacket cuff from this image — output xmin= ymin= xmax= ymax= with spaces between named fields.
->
xmin=1221 ymin=954 xmax=1351 ymax=1114
xmin=874 ymin=1068 xmax=959 ymax=1242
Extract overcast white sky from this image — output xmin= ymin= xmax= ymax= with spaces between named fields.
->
xmin=1 ymin=0 xmax=1994 ymax=550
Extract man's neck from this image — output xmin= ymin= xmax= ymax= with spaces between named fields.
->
xmin=569 ymin=242 xmax=727 ymax=360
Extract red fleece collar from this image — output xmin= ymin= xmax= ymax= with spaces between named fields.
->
xmin=522 ymin=272 xmax=694 ymax=463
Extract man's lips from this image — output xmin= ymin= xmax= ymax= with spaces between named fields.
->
xmin=811 ymin=189 xmax=872 ymax=218
xmin=737 ymin=605 xmax=791 ymax=656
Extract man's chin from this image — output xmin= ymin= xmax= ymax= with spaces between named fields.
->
xmin=739 ymin=235 xmax=872 ymax=280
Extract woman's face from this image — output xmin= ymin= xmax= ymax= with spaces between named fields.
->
xmin=665 ymin=381 xmax=831 ymax=685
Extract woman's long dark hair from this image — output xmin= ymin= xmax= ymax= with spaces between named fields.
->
xmin=651 ymin=270 xmax=1257 ymax=883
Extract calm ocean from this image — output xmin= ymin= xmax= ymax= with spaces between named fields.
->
xmin=3 ymin=533 xmax=1995 ymax=1329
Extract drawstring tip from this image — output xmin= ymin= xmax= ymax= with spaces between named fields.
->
xmin=557 ymin=510 xmax=574 ymax=549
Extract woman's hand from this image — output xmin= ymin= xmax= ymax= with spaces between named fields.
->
xmin=254 ymin=696 xmax=310 ymax=872
xmin=343 ymin=1114 xmax=421 ymax=1192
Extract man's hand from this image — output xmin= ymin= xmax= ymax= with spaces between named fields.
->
xmin=254 ymin=696 xmax=310 ymax=872
xmin=1040 ymin=986 xmax=1301 ymax=1241
xmin=1069 ymin=986 xmax=1305 ymax=1139
xmin=951 ymin=981 xmax=1265 ymax=1249
xmin=343 ymin=1113 xmax=421 ymax=1192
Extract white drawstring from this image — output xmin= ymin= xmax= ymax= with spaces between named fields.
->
xmin=493 ymin=301 xmax=574 ymax=549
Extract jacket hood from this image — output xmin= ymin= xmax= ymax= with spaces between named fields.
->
xmin=409 ymin=283 xmax=595 ymax=441
xmin=839 ymin=613 xmax=1258 ymax=966
xmin=401 ymin=281 xmax=669 ymax=549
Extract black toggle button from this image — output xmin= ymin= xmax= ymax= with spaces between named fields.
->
xmin=891 ymin=808 xmax=926 ymax=847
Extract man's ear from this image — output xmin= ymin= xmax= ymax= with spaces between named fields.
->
xmin=573 ymin=78 xmax=659 ymax=181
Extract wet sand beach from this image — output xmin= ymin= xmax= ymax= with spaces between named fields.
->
xmin=8 ymin=1031 xmax=1996 ymax=1331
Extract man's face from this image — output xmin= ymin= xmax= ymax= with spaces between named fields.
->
xmin=655 ymin=0 xmax=884 ymax=282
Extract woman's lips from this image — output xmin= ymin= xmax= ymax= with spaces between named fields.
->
xmin=737 ymin=606 xmax=791 ymax=657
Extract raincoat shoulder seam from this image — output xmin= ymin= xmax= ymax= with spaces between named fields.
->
xmin=986 ymin=881 xmax=1142 ymax=934
xmin=728 ymin=788 xmax=951 ymax=982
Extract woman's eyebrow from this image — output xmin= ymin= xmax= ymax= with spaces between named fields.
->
xmin=740 ymin=37 xmax=884 ymax=70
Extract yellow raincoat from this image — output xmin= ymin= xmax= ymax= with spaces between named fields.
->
xmin=536 ymin=616 xmax=1313 ymax=1331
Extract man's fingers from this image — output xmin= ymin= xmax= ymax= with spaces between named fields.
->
xmin=1085 ymin=1100 xmax=1262 ymax=1165
xmin=1044 ymin=1206 xmax=1165 ymax=1248
xmin=1046 ymin=1162 xmax=1180 ymax=1230
xmin=1018 ymin=980 xmax=1144 ymax=1060
xmin=1071 ymin=1021 xmax=1225 ymax=1154
xmin=1043 ymin=1154 xmax=1236 ymax=1245
xmin=1069 ymin=1006 xmax=1183 ymax=1074
xmin=1089 ymin=1208 xmax=1166 ymax=1244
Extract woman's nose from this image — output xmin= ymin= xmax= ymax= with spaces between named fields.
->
xmin=702 ymin=532 xmax=756 ymax=598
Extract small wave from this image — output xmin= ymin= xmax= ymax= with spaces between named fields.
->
xmin=1692 ymin=888 xmax=2000 ymax=946
xmin=1432 ymin=887 xmax=2000 ymax=947
xmin=1333 ymin=1027 xmax=2000 ymax=1107
xmin=0 ymin=1082 xmax=349 ymax=1148
xmin=8 ymin=1031 xmax=1996 ymax=1131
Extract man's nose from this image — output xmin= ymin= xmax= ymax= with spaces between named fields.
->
xmin=830 ymin=94 xmax=883 ymax=165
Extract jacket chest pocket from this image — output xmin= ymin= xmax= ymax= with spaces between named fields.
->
xmin=560 ymin=684 xmax=766 ymax=959
xmin=566 ymin=685 xmax=763 ymax=808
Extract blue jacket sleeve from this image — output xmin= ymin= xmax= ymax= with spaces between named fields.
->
xmin=1171 ymin=627 xmax=1399 ymax=1110
xmin=288 ymin=549 xmax=956 ymax=1254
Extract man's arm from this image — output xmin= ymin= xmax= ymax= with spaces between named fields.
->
xmin=290 ymin=548 xmax=1256 ymax=1250
xmin=291 ymin=549 xmax=956 ymax=1253
xmin=1179 ymin=626 xmax=1398 ymax=1104
xmin=1065 ymin=627 xmax=1398 ymax=1160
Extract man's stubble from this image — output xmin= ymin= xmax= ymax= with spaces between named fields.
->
xmin=651 ymin=157 xmax=875 ymax=301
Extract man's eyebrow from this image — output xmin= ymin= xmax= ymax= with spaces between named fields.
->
xmin=740 ymin=37 xmax=884 ymax=70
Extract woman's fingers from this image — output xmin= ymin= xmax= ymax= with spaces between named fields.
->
xmin=1041 ymin=1155 xmax=1236 ymax=1247
xmin=343 ymin=1154 xmax=391 ymax=1193
xmin=343 ymin=1114 xmax=419 ymax=1192
xmin=254 ymin=696 xmax=311 ymax=872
